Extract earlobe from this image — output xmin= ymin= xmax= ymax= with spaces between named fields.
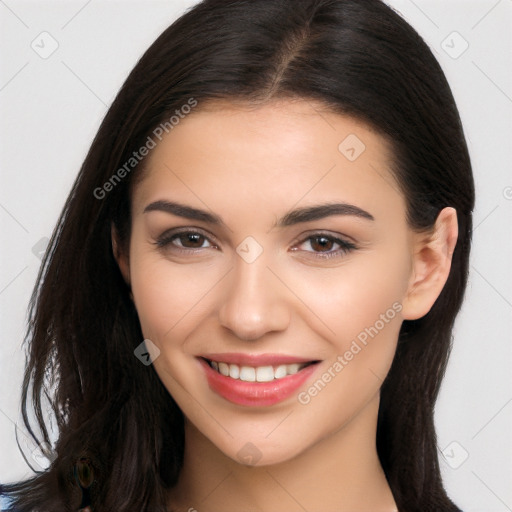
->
xmin=111 ymin=224 xmax=131 ymax=288
xmin=401 ymin=207 xmax=458 ymax=320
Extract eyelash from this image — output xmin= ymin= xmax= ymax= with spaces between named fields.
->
xmin=154 ymin=229 xmax=357 ymax=259
xmin=154 ymin=228 xmax=218 ymax=253
xmin=292 ymin=232 xmax=357 ymax=259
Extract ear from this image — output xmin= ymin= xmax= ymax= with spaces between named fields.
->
xmin=401 ymin=207 xmax=458 ymax=320
xmin=111 ymin=224 xmax=131 ymax=287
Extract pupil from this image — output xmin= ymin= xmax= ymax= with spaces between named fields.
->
xmin=181 ymin=233 xmax=203 ymax=247
xmin=311 ymin=236 xmax=333 ymax=252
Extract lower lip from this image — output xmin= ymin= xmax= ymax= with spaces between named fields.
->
xmin=199 ymin=358 xmax=319 ymax=407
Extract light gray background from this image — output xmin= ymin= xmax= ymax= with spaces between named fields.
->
xmin=0 ymin=1 xmax=511 ymax=510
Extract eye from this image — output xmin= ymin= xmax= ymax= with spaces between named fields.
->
xmin=154 ymin=229 xmax=218 ymax=252
xmin=171 ymin=232 xmax=212 ymax=249
xmin=291 ymin=233 xmax=356 ymax=258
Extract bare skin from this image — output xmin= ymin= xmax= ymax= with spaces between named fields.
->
xmin=114 ymin=99 xmax=458 ymax=512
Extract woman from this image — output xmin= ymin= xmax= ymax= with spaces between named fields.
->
xmin=1 ymin=0 xmax=474 ymax=510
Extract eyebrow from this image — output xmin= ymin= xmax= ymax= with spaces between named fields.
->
xmin=143 ymin=200 xmax=374 ymax=226
xmin=144 ymin=200 xmax=224 ymax=225
xmin=277 ymin=203 xmax=374 ymax=227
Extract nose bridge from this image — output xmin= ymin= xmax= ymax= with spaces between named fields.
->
xmin=218 ymin=255 xmax=290 ymax=340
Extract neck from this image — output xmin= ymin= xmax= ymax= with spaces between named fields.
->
xmin=168 ymin=394 xmax=397 ymax=512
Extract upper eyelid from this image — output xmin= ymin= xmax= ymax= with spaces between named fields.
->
xmin=153 ymin=228 xmax=219 ymax=251
xmin=154 ymin=227 xmax=357 ymax=250
xmin=295 ymin=239 xmax=355 ymax=251
xmin=292 ymin=230 xmax=357 ymax=247
xmin=157 ymin=226 xmax=218 ymax=241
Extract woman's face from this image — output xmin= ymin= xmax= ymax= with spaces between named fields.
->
xmin=123 ymin=99 xmax=420 ymax=466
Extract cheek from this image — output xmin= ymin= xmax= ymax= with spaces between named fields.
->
xmin=283 ymin=244 xmax=410 ymax=347
xmin=129 ymin=256 xmax=218 ymax=400
xmin=290 ymin=254 xmax=409 ymax=433
xmin=129 ymin=249 xmax=221 ymax=342
xmin=284 ymin=246 xmax=409 ymax=411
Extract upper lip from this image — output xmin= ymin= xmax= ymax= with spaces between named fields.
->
xmin=199 ymin=353 xmax=319 ymax=366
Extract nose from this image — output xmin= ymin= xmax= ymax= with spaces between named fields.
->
xmin=218 ymin=257 xmax=291 ymax=341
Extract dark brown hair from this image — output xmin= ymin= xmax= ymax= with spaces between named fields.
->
xmin=2 ymin=0 xmax=474 ymax=510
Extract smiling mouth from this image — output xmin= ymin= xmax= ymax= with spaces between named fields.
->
xmin=202 ymin=358 xmax=318 ymax=382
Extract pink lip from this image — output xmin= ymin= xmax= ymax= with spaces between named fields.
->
xmin=198 ymin=356 xmax=320 ymax=407
xmin=199 ymin=352 xmax=314 ymax=366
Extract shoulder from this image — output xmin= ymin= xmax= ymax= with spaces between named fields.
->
xmin=0 ymin=494 xmax=16 ymax=511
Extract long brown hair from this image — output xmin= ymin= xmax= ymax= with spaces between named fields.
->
xmin=2 ymin=0 xmax=474 ymax=510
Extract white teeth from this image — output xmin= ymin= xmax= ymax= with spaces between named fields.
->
xmin=218 ymin=362 xmax=230 ymax=376
xmin=239 ymin=366 xmax=256 ymax=382
xmin=229 ymin=364 xmax=240 ymax=379
xmin=274 ymin=365 xmax=287 ymax=379
xmin=208 ymin=360 xmax=311 ymax=381
xmin=287 ymin=363 xmax=300 ymax=375
xmin=256 ymin=366 xmax=274 ymax=382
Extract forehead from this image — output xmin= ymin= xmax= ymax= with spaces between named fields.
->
xmin=132 ymin=99 xmax=404 ymax=222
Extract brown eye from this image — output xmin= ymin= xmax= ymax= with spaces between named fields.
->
xmin=309 ymin=236 xmax=335 ymax=252
xmin=155 ymin=230 xmax=216 ymax=251
xmin=292 ymin=233 xmax=356 ymax=258
xmin=174 ymin=233 xmax=208 ymax=248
